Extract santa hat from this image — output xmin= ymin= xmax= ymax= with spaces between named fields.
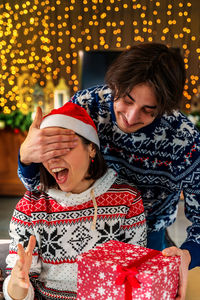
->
xmin=40 ymin=102 xmax=100 ymax=148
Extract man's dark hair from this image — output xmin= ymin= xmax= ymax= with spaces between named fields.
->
xmin=40 ymin=135 xmax=107 ymax=192
xmin=105 ymin=42 xmax=186 ymax=116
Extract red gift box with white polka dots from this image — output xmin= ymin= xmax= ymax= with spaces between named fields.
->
xmin=76 ymin=240 xmax=180 ymax=300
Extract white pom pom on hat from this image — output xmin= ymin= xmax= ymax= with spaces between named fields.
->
xmin=40 ymin=102 xmax=100 ymax=148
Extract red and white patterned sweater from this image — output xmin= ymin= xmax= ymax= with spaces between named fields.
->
xmin=4 ymin=169 xmax=146 ymax=300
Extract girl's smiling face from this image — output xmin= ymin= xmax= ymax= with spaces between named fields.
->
xmin=43 ymin=133 xmax=96 ymax=194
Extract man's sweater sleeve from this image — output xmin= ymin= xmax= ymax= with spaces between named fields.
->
xmin=179 ymin=133 xmax=200 ymax=269
xmin=180 ymin=241 xmax=200 ymax=270
xmin=18 ymin=151 xmax=40 ymax=191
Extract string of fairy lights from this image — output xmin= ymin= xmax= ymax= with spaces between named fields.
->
xmin=0 ymin=0 xmax=199 ymax=115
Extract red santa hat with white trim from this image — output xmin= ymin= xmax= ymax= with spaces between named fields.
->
xmin=40 ymin=102 xmax=100 ymax=148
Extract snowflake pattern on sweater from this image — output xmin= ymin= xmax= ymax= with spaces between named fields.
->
xmin=18 ymin=85 xmax=200 ymax=268
xmin=5 ymin=169 xmax=146 ymax=300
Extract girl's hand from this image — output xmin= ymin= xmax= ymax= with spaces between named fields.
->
xmin=162 ymin=246 xmax=191 ymax=300
xmin=8 ymin=236 xmax=36 ymax=299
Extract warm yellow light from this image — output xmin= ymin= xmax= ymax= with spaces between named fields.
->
xmin=0 ymin=0 xmax=196 ymax=112
xmin=193 ymin=88 xmax=197 ymax=94
xmin=185 ymin=103 xmax=190 ymax=109
xmin=101 ymin=13 xmax=106 ymax=19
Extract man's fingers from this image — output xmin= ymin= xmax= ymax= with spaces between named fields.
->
xmin=31 ymin=106 xmax=43 ymax=129
xmin=162 ymin=246 xmax=182 ymax=257
xmin=176 ymin=270 xmax=186 ymax=300
xmin=163 ymin=247 xmax=190 ymax=300
xmin=41 ymin=140 xmax=78 ymax=152
xmin=41 ymin=127 xmax=76 ymax=137
xmin=41 ymin=135 xmax=78 ymax=146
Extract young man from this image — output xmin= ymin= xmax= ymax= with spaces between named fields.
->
xmin=18 ymin=43 xmax=200 ymax=299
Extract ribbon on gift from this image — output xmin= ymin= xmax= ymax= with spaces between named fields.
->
xmin=115 ymin=249 xmax=161 ymax=300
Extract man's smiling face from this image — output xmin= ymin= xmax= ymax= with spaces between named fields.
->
xmin=113 ymin=83 xmax=158 ymax=133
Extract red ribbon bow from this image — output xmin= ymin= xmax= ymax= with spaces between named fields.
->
xmin=115 ymin=249 xmax=160 ymax=300
xmin=115 ymin=265 xmax=140 ymax=300
xmin=115 ymin=265 xmax=141 ymax=288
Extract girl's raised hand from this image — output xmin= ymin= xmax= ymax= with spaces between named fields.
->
xmin=8 ymin=236 xmax=36 ymax=299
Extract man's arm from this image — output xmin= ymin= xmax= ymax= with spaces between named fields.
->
xmin=18 ymin=155 xmax=40 ymax=191
xmin=179 ymin=142 xmax=200 ymax=270
xmin=180 ymin=186 xmax=200 ymax=269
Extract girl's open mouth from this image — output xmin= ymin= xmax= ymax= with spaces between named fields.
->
xmin=52 ymin=167 xmax=69 ymax=184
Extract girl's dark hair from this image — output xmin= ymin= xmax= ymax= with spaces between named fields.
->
xmin=105 ymin=42 xmax=186 ymax=116
xmin=40 ymin=135 xmax=107 ymax=192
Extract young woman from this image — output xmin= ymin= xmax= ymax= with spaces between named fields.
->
xmin=3 ymin=103 xmax=146 ymax=300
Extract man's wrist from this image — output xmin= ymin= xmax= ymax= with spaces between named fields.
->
xmin=19 ymin=145 xmax=31 ymax=166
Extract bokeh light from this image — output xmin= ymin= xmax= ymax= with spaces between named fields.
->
xmin=0 ymin=0 xmax=198 ymax=114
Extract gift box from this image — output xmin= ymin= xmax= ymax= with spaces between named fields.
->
xmin=77 ymin=240 xmax=180 ymax=300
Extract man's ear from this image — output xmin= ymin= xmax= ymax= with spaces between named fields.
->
xmin=114 ymin=86 xmax=119 ymax=101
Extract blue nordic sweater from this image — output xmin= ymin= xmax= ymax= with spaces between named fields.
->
xmin=18 ymin=85 xmax=200 ymax=269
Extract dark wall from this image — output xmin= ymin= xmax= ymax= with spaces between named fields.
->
xmin=81 ymin=51 xmax=121 ymax=89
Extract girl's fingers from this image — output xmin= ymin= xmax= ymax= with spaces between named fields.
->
xmin=19 ymin=281 xmax=29 ymax=289
xmin=25 ymin=236 xmax=36 ymax=254
xmin=17 ymin=243 xmax=25 ymax=258
xmin=18 ymin=275 xmax=29 ymax=289
xmin=16 ymin=258 xmax=23 ymax=271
